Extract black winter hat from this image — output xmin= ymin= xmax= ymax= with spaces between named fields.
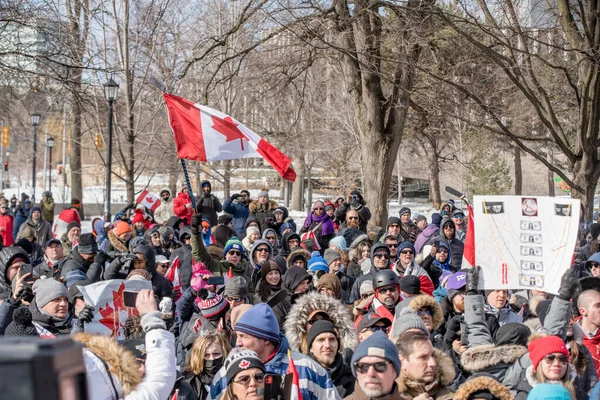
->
xmin=387 ymin=217 xmax=400 ymax=226
xmin=15 ymin=239 xmax=33 ymax=255
xmin=399 ymin=275 xmax=421 ymax=295
xmin=218 ymin=214 xmax=233 ymax=225
xmin=493 ymin=322 xmax=530 ymax=346
xmin=398 ymin=207 xmax=411 ymax=217
xmin=78 ymin=233 xmax=98 ymax=254
xmin=5 ymin=307 xmax=37 ymax=336
xmin=307 ymin=320 xmax=339 ymax=351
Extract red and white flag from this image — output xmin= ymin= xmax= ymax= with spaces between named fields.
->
xmin=286 ymin=350 xmax=303 ymax=400
xmin=165 ymin=256 xmax=182 ymax=300
xmin=136 ymin=189 xmax=161 ymax=212
xmin=163 ymin=93 xmax=296 ymax=182
xmin=462 ymin=203 xmax=475 ymax=269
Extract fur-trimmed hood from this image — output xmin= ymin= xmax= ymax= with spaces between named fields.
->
xmin=453 ymin=376 xmax=513 ymax=400
xmin=461 ymin=343 xmax=528 ymax=372
xmin=396 ymin=348 xmax=456 ymax=396
xmin=283 ymin=291 xmax=357 ymax=353
xmin=107 ymin=230 xmax=128 ymax=252
xmin=286 ymin=247 xmax=311 ymax=269
xmin=406 ymin=294 xmax=444 ymax=330
xmin=74 ymin=332 xmax=142 ymax=398
xmin=249 ymin=199 xmax=278 ymax=213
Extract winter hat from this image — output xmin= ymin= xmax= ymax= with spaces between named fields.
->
xmin=324 ymin=201 xmax=335 ymax=211
xmin=591 ymin=223 xmax=600 ymax=240
xmin=66 ymin=221 xmax=81 ymax=234
xmin=224 ymin=349 xmax=266 ymax=385
xmin=399 ymin=275 xmax=421 ymax=295
xmin=360 ymin=280 xmax=374 ymax=295
xmin=201 ymin=180 xmax=211 ymax=189
xmin=387 ymin=217 xmax=401 ymax=226
xmin=33 ymin=278 xmax=68 ymax=309
xmin=528 ymin=335 xmax=569 ymax=371
xmin=71 ymin=198 xmax=81 ymax=207
xmin=258 ymin=189 xmax=269 ymax=199
xmin=114 ymin=221 xmax=131 ymax=237
xmin=160 ymin=188 xmax=170 ymax=196
xmin=15 ymin=238 xmax=33 ymax=254
xmin=415 ymin=215 xmax=427 ymax=224
xmin=280 ymin=221 xmax=296 ymax=235
xmin=65 ymin=270 xmax=87 ymax=288
xmin=126 ymin=269 xmax=151 ymax=281
xmin=78 ymin=233 xmax=98 ymax=254
xmin=308 ymin=251 xmax=329 ymax=273
xmin=4 ymin=307 xmax=37 ymax=336
xmin=494 ymin=322 xmax=531 ymax=347
xmin=231 ymin=304 xmax=252 ymax=328
xmin=246 ymin=226 xmax=260 ymax=237
xmin=329 ymin=236 xmax=347 ymax=252
xmin=398 ymin=207 xmax=411 ymax=217
xmin=526 ymin=383 xmax=571 ymax=400
xmin=307 ymin=320 xmax=339 ymax=350
xmin=235 ymin=303 xmax=280 ymax=344
xmin=351 ymin=331 xmax=400 ymax=377
xmin=197 ymin=291 xmax=228 ymax=319
xmin=446 ymin=271 xmax=468 ymax=290
xmin=30 ymin=206 xmax=42 ymax=215
xmin=397 ymin=242 xmax=416 ymax=254
xmin=132 ymin=211 xmax=145 ymax=224
xmin=218 ymin=214 xmax=233 ymax=225
xmin=313 ymin=200 xmax=325 ymax=210
xmin=223 ymin=237 xmax=245 ymax=258
xmin=431 ymin=213 xmax=442 ymax=227
xmin=324 ymin=249 xmax=341 ymax=266
xmin=389 ymin=307 xmax=428 ymax=341
xmin=453 ymin=375 xmax=513 ymax=400
xmin=224 ymin=276 xmax=249 ymax=298
xmin=260 ymin=260 xmax=281 ymax=280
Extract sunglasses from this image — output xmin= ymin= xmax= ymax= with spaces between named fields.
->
xmin=234 ymin=372 xmax=265 ymax=385
xmin=378 ymin=286 xmax=397 ymax=294
xmin=266 ymin=236 xmax=276 ymax=240
xmin=361 ymin=292 xmax=374 ymax=299
xmin=592 ymin=263 xmax=600 ymax=269
xmin=348 ymin=216 xmax=359 ymax=220
xmin=256 ymin=248 xmax=269 ymax=253
xmin=417 ymin=309 xmax=432 ymax=317
xmin=454 ymin=215 xmax=464 ymax=219
xmin=354 ymin=361 xmax=390 ymax=374
xmin=386 ymin=244 xmax=399 ymax=248
xmin=437 ymin=248 xmax=448 ymax=254
xmin=226 ymin=296 xmax=243 ymax=302
xmin=374 ymin=253 xmax=390 ymax=259
xmin=314 ymin=207 xmax=324 ymax=211
xmin=369 ymin=325 xmax=389 ymax=333
xmin=544 ymin=354 xmax=568 ymax=365
xmin=228 ymin=250 xmax=242 ymax=257
xmin=400 ymin=250 xmax=415 ymax=255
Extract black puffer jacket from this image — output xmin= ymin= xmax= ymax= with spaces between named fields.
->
xmin=0 ymin=247 xmax=29 ymax=298
xmin=29 ymin=300 xmax=72 ymax=336
xmin=60 ymin=248 xmax=103 ymax=283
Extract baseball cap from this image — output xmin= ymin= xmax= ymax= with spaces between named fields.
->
xmin=357 ymin=312 xmax=392 ymax=333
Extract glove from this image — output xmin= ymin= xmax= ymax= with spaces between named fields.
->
xmin=197 ymin=288 xmax=209 ymax=300
xmin=444 ymin=315 xmax=464 ymax=344
xmin=191 ymin=213 xmax=202 ymax=235
xmin=466 ymin=265 xmax=481 ymax=295
xmin=557 ymin=269 xmax=579 ymax=301
xmin=159 ymin=297 xmax=173 ymax=314
xmin=76 ymin=305 xmax=95 ymax=328
xmin=231 ymin=193 xmax=240 ymax=200
xmin=121 ymin=254 xmax=137 ymax=263
xmin=94 ymin=251 xmax=108 ymax=265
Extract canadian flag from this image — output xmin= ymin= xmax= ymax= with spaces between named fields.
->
xmin=136 ymin=189 xmax=161 ymax=212
xmin=286 ymin=350 xmax=303 ymax=400
xmin=462 ymin=203 xmax=475 ymax=269
xmin=165 ymin=257 xmax=182 ymax=300
xmin=163 ymin=93 xmax=296 ymax=182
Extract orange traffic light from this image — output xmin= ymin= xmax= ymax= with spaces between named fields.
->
xmin=95 ymin=134 xmax=103 ymax=149
xmin=1 ymin=126 xmax=9 ymax=147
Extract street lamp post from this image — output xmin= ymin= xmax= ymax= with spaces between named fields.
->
xmin=31 ymin=113 xmax=41 ymax=201
xmin=47 ymin=136 xmax=55 ymax=193
xmin=103 ymin=78 xmax=119 ymax=221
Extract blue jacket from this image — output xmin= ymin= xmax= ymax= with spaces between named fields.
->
xmin=222 ymin=196 xmax=250 ymax=237
xmin=208 ymin=334 xmax=340 ymax=400
xmin=13 ymin=201 xmax=31 ymax=240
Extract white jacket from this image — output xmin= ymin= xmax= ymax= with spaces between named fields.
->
xmin=154 ymin=199 xmax=174 ymax=225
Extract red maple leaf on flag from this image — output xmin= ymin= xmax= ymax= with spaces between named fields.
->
xmin=98 ymin=282 xmax=139 ymax=338
xmin=211 ymin=115 xmax=248 ymax=151
xmin=146 ymin=196 xmax=153 ymax=203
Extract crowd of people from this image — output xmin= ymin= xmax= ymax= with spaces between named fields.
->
xmin=0 ymin=183 xmax=599 ymax=400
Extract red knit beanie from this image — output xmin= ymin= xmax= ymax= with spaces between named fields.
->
xmin=132 ymin=211 xmax=145 ymax=224
xmin=114 ymin=221 xmax=131 ymax=237
xmin=528 ymin=336 xmax=569 ymax=371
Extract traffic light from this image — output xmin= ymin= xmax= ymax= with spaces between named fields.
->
xmin=1 ymin=126 xmax=9 ymax=147
xmin=4 ymin=162 xmax=7 ymax=172
xmin=95 ymin=134 xmax=103 ymax=149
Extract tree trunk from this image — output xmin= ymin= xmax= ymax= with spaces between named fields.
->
xmin=70 ymin=89 xmax=84 ymax=219
xmin=428 ymin=152 xmax=442 ymax=209
xmin=223 ymin=160 xmax=231 ymax=199
xmin=547 ymin=151 xmax=555 ymax=197
xmin=571 ymin=161 xmax=599 ymax=222
xmin=514 ymin=146 xmax=522 ymax=195
xmin=291 ymin=155 xmax=304 ymax=211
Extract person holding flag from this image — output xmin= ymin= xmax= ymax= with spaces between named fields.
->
xmin=208 ymin=303 xmax=340 ymax=400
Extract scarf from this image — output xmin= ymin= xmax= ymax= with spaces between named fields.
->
xmin=303 ymin=212 xmax=335 ymax=236
xmin=433 ymin=259 xmax=451 ymax=271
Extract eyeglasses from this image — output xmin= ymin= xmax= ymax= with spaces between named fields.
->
xmin=314 ymin=207 xmax=324 ymax=211
xmin=369 ymin=325 xmax=389 ymax=333
xmin=378 ymin=286 xmax=397 ymax=294
xmin=228 ymin=250 xmax=242 ymax=257
xmin=226 ymin=296 xmax=243 ymax=303
xmin=543 ymin=354 xmax=568 ymax=365
xmin=354 ymin=361 xmax=390 ymax=374
xmin=348 ymin=216 xmax=359 ymax=220
xmin=417 ymin=309 xmax=432 ymax=317
xmin=399 ymin=250 xmax=414 ymax=255
xmin=361 ymin=292 xmax=374 ymax=299
xmin=234 ymin=372 xmax=265 ymax=386
xmin=256 ymin=248 xmax=269 ymax=253
xmin=374 ymin=253 xmax=390 ymax=259
xmin=386 ymin=244 xmax=398 ymax=248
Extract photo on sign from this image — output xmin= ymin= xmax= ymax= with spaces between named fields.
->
xmin=520 ymin=233 xmax=542 ymax=244
xmin=521 ymin=198 xmax=538 ymax=217
xmin=483 ymin=201 xmax=504 ymax=214
xmin=555 ymin=204 xmax=572 ymax=217
xmin=520 ymin=246 xmax=543 ymax=257
xmin=520 ymin=261 xmax=544 ymax=271
xmin=520 ymin=221 xmax=542 ymax=231
xmin=519 ymin=274 xmax=544 ymax=288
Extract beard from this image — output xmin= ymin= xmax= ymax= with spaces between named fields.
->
xmin=347 ymin=219 xmax=359 ymax=228
xmin=257 ymin=254 xmax=268 ymax=264
xmin=382 ymin=297 xmax=397 ymax=307
xmin=360 ymin=378 xmax=384 ymax=398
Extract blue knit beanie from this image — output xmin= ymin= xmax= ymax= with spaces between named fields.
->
xmin=526 ymin=383 xmax=571 ymax=400
xmin=431 ymin=213 xmax=442 ymax=227
xmin=223 ymin=237 xmax=245 ymax=259
xmin=234 ymin=303 xmax=280 ymax=344
xmin=350 ymin=331 xmax=400 ymax=377
xmin=308 ymin=251 xmax=329 ymax=273
xmin=397 ymin=242 xmax=416 ymax=254
xmin=329 ymin=236 xmax=347 ymax=252
xmin=31 ymin=206 xmax=42 ymax=215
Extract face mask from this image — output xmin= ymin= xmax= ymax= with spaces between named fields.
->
xmin=204 ymin=357 xmax=223 ymax=376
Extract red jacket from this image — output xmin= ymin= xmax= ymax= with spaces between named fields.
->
xmin=0 ymin=214 xmax=13 ymax=246
xmin=580 ymin=322 xmax=600 ymax=376
xmin=173 ymin=191 xmax=193 ymax=225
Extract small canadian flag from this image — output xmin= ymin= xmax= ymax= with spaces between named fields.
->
xmin=136 ymin=189 xmax=161 ymax=212
xmin=165 ymin=257 xmax=181 ymax=301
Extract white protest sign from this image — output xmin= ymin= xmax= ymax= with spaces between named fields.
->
xmin=80 ymin=279 xmax=152 ymax=340
xmin=473 ymin=195 xmax=580 ymax=294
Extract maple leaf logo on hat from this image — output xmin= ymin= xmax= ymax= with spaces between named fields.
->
xmin=239 ymin=359 xmax=251 ymax=369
